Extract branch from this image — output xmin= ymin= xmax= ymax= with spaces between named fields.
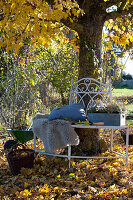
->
xmin=104 ymin=0 xmax=125 ymax=9
xmin=118 ymin=1 xmax=127 ymax=11
xmin=105 ymin=6 xmax=133 ymax=21
xmin=61 ymin=19 xmax=84 ymax=34
xmin=77 ymin=0 xmax=105 ymax=9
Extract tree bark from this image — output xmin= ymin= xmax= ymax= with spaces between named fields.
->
xmin=72 ymin=128 xmax=108 ymax=156
xmin=63 ymin=3 xmax=108 ymax=155
xmin=77 ymin=16 xmax=105 ymax=79
xmin=61 ymin=1 xmax=118 ymax=155
xmin=72 ymin=13 xmax=108 ymax=155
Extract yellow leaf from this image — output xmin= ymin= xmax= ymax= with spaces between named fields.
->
xmin=26 ymin=168 xmax=33 ymax=175
xmin=123 ymin=100 xmax=128 ymax=105
xmin=113 ymin=25 xmax=118 ymax=30
xmin=69 ymin=173 xmax=75 ymax=178
xmin=57 ymin=174 xmax=61 ymax=178
xmin=39 ymin=185 xmax=50 ymax=194
xmin=24 ymin=182 xmax=29 ymax=188
xmin=18 ymin=189 xmax=32 ymax=198
xmin=122 ymin=189 xmax=128 ymax=195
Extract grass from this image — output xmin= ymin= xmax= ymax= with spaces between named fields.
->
xmin=112 ymin=87 xmax=133 ymax=96
xmin=112 ymin=87 xmax=133 ymax=97
xmin=112 ymin=86 xmax=133 ymax=125
xmin=127 ymin=104 xmax=133 ymax=115
xmin=127 ymin=119 xmax=133 ymax=126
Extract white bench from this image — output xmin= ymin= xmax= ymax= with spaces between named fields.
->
xmin=33 ymin=78 xmax=129 ymax=168
xmin=69 ymin=78 xmax=112 ymax=113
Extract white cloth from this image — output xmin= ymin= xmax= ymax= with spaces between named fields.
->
xmin=33 ymin=114 xmax=79 ymax=154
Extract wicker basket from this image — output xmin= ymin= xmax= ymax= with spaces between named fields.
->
xmin=6 ymin=144 xmax=35 ymax=175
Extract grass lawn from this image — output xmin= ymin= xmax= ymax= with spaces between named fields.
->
xmin=112 ymin=87 xmax=133 ymax=97
xmin=112 ymin=87 xmax=133 ymax=125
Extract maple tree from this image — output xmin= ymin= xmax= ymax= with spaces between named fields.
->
xmin=0 ymin=0 xmax=133 ymax=156
xmin=0 ymin=0 xmax=133 ymax=79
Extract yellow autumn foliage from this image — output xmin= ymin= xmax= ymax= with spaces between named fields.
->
xmin=0 ymin=0 xmax=83 ymax=52
xmin=0 ymin=133 xmax=133 ymax=199
xmin=105 ymin=14 xmax=133 ymax=52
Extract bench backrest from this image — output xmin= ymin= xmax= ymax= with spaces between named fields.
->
xmin=69 ymin=78 xmax=112 ymax=114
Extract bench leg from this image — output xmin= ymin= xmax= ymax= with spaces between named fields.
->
xmin=33 ymin=133 xmax=36 ymax=151
xmin=126 ymin=127 xmax=129 ymax=167
xmin=68 ymin=145 xmax=71 ymax=169
xmin=110 ymin=129 xmax=113 ymax=152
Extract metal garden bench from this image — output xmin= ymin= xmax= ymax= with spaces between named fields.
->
xmin=33 ymin=78 xmax=129 ymax=168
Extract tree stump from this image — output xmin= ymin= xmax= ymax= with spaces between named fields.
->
xmin=71 ymin=128 xmax=108 ymax=156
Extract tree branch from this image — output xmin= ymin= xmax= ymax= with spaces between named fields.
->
xmin=118 ymin=1 xmax=127 ymax=11
xmin=61 ymin=19 xmax=84 ymax=34
xmin=77 ymin=0 xmax=105 ymax=9
xmin=104 ymin=0 xmax=125 ymax=9
xmin=105 ymin=6 xmax=133 ymax=21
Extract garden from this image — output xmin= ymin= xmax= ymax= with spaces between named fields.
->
xmin=0 ymin=0 xmax=133 ymax=199
xmin=0 ymin=86 xmax=133 ymax=199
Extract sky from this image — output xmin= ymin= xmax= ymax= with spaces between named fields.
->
xmin=122 ymin=53 xmax=133 ymax=75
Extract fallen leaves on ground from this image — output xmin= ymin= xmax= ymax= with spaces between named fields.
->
xmin=0 ymin=133 xmax=133 ymax=200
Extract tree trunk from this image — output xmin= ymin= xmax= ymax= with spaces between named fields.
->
xmin=60 ymin=89 xmax=67 ymax=105
xmin=62 ymin=3 xmax=108 ymax=155
xmin=72 ymin=128 xmax=108 ymax=156
xmin=38 ymin=81 xmax=47 ymax=106
xmin=78 ymin=18 xmax=104 ymax=79
xmin=71 ymin=13 xmax=107 ymax=155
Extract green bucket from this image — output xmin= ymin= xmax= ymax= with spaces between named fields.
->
xmin=7 ymin=129 xmax=33 ymax=143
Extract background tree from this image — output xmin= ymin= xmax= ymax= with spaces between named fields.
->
xmin=32 ymin=43 xmax=78 ymax=105
xmin=0 ymin=50 xmax=42 ymax=129
xmin=0 ymin=42 xmax=79 ymax=129
xmin=0 ymin=0 xmax=133 ymax=79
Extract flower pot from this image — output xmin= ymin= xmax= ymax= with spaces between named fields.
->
xmin=88 ymin=113 xmax=125 ymax=126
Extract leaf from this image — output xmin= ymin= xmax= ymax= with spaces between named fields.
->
xmin=57 ymin=174 xmax=61 ymax=179
xmin=18 ymin=189 xmax=32 ymax=198
xmin=39 ymin=185 xmax=50 ymax=194
xmin=69 ymin=173 xmax=75 ymax=178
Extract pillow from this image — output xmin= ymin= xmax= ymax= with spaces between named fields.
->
xmin=48 ymin=103 xmax=86 ymax=122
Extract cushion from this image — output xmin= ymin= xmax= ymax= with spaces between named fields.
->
xmin=48 ymin=103 xmax=86 ymax=122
